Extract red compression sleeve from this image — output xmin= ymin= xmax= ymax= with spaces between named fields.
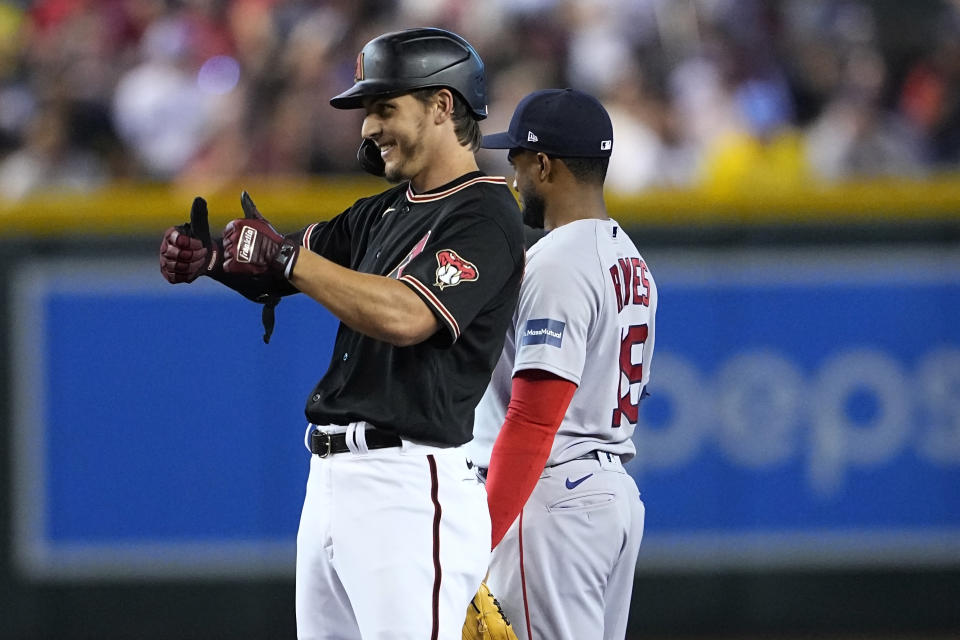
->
xmin=485 ymin=369 xmax=577 ymax=549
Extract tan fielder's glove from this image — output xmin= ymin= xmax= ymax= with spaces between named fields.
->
xmin=462 ymin=582 xmax=518 ymax=640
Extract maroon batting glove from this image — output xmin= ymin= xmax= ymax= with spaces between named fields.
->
xmin=223 ymin=191 xmax=300 ymax=278
xmin=159 ymin=197 xmax=223 ymax=283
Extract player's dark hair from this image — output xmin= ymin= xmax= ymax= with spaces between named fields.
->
xmin=411 ymin=88 xmax=483 ymax=152
xmin=556 ymin=156 xmax=609 ymax=185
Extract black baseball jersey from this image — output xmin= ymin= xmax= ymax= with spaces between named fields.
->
xmin=289 ymin=171 xmax=524 ymax=445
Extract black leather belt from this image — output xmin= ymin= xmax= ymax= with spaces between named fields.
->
xmin=309 ymin=428 xmax=403 ymax=457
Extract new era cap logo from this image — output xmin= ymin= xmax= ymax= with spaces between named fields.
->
xmin=527 ymin=131 xmax=539 ymax=142
xmin=601 ymin=140 xmax=612 ymax=150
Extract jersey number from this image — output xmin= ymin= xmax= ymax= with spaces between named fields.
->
xmin=612 ymin=324 xmax=648 ymax=428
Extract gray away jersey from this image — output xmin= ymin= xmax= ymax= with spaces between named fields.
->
xmin=469 ymin=218 xmax=657 ymax=467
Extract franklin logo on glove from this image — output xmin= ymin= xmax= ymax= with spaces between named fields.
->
xmin=238 ymin=227 xmax=258 ymax=263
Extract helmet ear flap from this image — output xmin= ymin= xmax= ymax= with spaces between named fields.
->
xmin=358 ymin=138 xmax=386 ymax=177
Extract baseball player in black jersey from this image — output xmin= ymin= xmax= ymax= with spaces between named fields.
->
xmin=159 ymin=28 xmax=525 ymax=639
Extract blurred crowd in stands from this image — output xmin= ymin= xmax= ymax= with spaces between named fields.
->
xmin=0 ymin=0 xmax=959 ymax=200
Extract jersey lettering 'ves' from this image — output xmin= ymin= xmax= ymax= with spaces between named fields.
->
xmin=608 ymin=257 xmax=650 ymax=312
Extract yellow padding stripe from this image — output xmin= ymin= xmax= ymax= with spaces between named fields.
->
xmin=1 ymin=173 xmax=959 ymax=237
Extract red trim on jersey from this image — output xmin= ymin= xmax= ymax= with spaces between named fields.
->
xmin=302 ymin=223 xmax=318 ymax=248
xmin=519 ymin=509 xmax=533 ymax=640
xmin=399 ymin=274 xmax=461 ymax=340
xmin=405 ymin=176 xmax=508 ymax=203
xmin=486 ymin=369 xmax=577 ymax=548
xmin=428 ymin=454 xmax=442 ymax=640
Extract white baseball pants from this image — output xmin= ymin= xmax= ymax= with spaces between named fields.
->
xmin=296 ymin=422 xmax=491 ymax=640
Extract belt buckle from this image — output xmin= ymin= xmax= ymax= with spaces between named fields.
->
xmin=313 ymin=430 xmax=332 ymax=458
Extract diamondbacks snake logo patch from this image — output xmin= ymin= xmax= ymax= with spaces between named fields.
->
xmin=434 ymin=249 xmax=478 ymax=289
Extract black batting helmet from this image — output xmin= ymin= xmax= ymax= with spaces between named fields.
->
xmin=330 ymin=27 xmax=487 ymax=119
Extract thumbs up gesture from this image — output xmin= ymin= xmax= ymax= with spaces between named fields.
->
xmin=159 ymin=197 xmax=223 ymax=283
xmin=223 ymin=191 xmax=300 ymax=278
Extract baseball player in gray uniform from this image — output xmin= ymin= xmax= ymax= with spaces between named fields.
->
xmin=468 ymin=89 xmax=657 ymax=640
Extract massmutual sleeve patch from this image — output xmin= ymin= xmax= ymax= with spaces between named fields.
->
xmin=520 ymin=318 xmax=566 ymax=348
xmin=433 ymin=249 xmax=478 ymax=289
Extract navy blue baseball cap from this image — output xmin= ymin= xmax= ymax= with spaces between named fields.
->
xmin=481 ymin=88 xmax=613 ymax=158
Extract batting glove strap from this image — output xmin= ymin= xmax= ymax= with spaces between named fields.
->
xmin=275 ymin=240 xmax=301 ymax=280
